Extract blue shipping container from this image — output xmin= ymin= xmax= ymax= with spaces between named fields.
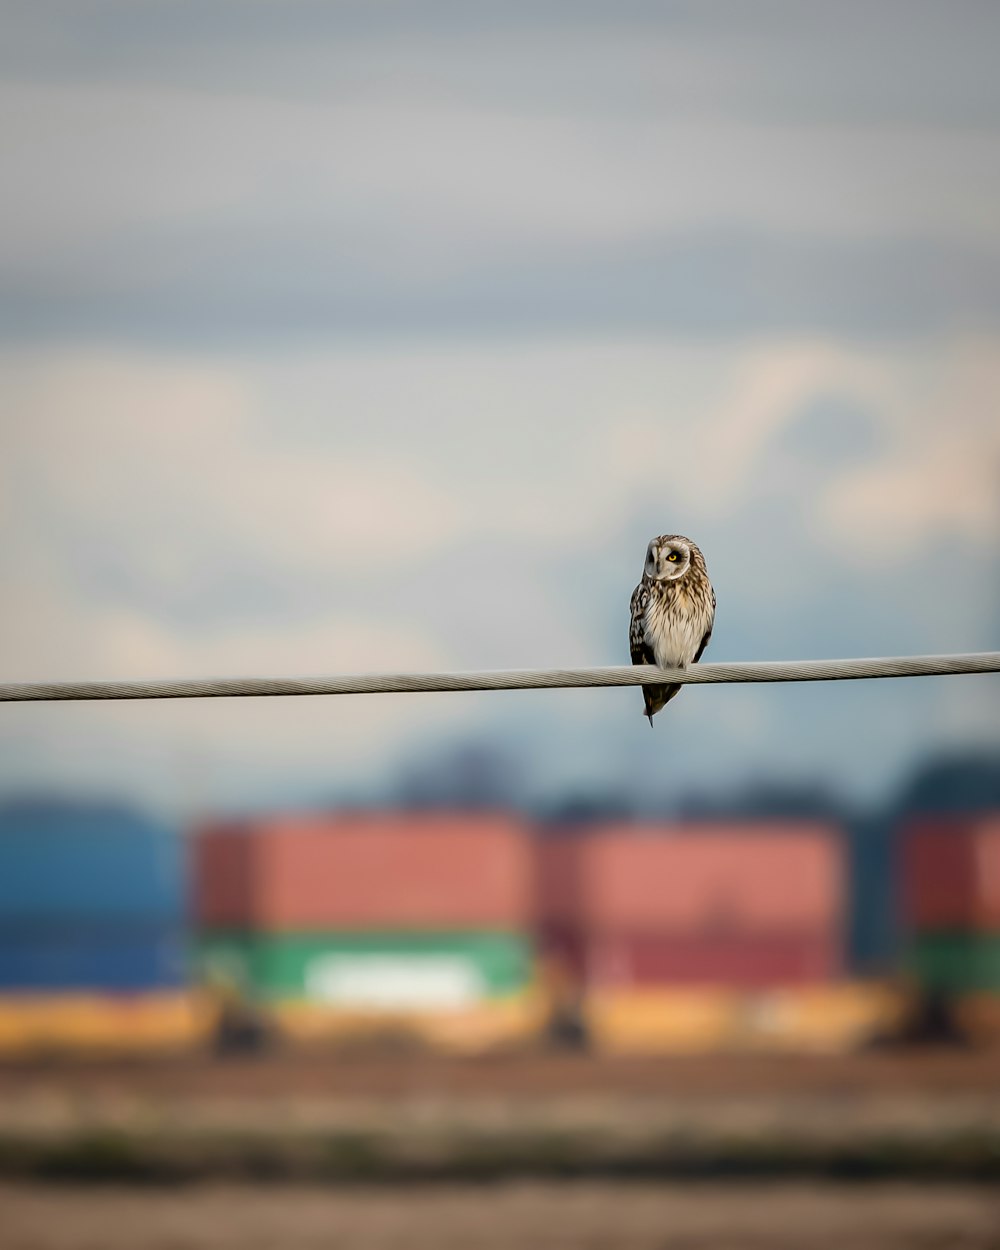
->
xmin=0 ymin=800 xmax=184 ymax=924
xmin=0 ymin=928 xmax=188 ymax=991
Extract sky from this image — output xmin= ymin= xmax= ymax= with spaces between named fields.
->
xmin=0 ymin=1 xmax=998 ymax=816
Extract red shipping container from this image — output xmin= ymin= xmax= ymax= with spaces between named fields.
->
xmin=194 ymin=812 xmax=535 ymax=931
xmin=583 ymin=931 xmax=840 ymax=988
xmin=537 ymin=824 xmax=843 ymax=935
xmin=902 ymin=815 xmax=1000 ymax=931
xmin=537 ymin=926 xmax=839 ymax=988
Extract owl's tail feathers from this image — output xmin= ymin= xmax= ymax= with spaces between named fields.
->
xmin=642 ymin=683 xmax=682 ymax=724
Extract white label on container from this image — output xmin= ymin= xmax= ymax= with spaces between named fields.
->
xmin=305 ymin=954 xmax=485 ymax=1011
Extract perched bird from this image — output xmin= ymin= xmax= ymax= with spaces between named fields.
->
xmin=629 ymin=534 xmax=716 ymax=725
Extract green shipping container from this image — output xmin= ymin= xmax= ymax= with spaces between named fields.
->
xmin=909 ymin=933 xmax=1000 ymax=993
xmin=198 ymin=931 xmax=534 ymax=1007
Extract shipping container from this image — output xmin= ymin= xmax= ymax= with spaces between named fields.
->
xmin=557 ymin=931 xmax=840 ymax=988
xmin=0 ymin=800 xmax=183 ymax=924
xmin=194 ymin=813 xmax=534 ymax=930
xmin=901 ymin=816 xmax=1000 ymax=931
xmin=0 ymin=926 xmax=187 ymax=991
xmin=197 ymin=931 xmax=534 ymax=1008
xmin=908 ymin=933 xmax=1000 ymax=993
xmin=537 ymin=823 xmax=844 ymax=934
xmin=845 ymin=813 xmax=898 ymax=974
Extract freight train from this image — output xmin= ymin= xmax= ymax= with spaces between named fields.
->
xmin=0 ymin=800 xmax=996 ymax=1056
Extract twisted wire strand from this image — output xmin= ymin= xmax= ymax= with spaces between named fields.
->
xmin=0 ymin=653 xmax=997 ymax=703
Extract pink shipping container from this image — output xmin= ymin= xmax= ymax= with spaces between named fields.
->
xmin=901 ymin=815 xmax=1000 ymax=931
xmin=195 ymin=813 xmax=535 ymax=931
xmin=537 ymin=824 xmax=844 ymax=935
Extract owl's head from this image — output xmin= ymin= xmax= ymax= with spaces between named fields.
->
xmin=644 ymin=534 xmax=696 ymax=582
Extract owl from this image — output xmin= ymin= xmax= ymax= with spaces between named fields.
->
xmin=629 ymin=534 xmax=716 ymax=724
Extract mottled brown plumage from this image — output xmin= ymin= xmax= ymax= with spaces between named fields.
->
xmin=629 ymin=534 xmax=715 ymax=724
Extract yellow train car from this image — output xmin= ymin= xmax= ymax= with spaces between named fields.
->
xmin=271 ymin=987 xmax=548 ymax=1054
xmin=735 ymin=983 xmax=912 ymax=1052
xmin=0 ymin=992 xmax=213 ymax=1057
xmin=580 ymin=983 xmax=910 ymax=1055
xmin=583 ymin=988 xmax=743 ymax=1055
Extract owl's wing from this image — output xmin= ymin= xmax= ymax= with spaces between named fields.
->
xmin=630 ymin=581 xmax=677 ymax=722
xmin=692 ymin=587 xmax=717 ymax=664
xmin=629 ymin=583 xmax=655 ymax=666
xmin=693 ymin=626 xmax=713 ymax=665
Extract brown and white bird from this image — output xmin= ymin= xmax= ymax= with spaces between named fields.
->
xmin=629 ymin=534 xmax=715 ymax=725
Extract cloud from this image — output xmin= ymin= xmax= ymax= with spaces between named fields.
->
xmin=0 ymin=347 xmax=459 ymax=617
xmin=2 ymin=5 xmax=1000 ymax=345
xmin=816 ymin=340 xmax=1000 ymax=555
xmin=0 ymin=332 xmax=997 ymax=810
xmin=3 ymin=334 xmax=995 ymax=609
xmin=0 ymin=574 xmax=469 ymax=810
xmin=1 ymin=0 xmax=998 ymax=806
xmin=4 ymin=2 xmax=1000 ymax=132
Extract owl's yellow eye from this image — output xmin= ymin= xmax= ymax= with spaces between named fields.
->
xmin=666 ymin=552 xmax=679 ymax=562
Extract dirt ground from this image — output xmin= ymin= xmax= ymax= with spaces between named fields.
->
xmin=3 ymin=1049 xmax=1000 ymax=1186
xmin=3 ymin=1045 xmax=1000 ymax=1102
xmin=3 ymin=1052 xmax=1000 ymax=1244
xmin=4 ymin=1181 xmax=1000 ymax=1250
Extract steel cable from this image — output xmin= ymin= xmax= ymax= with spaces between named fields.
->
xmin=0 ymin=652 xmax=997 ymax=703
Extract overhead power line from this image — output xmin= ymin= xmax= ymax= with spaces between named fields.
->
xmin=0 ymin=652 xmax=997 ymax=704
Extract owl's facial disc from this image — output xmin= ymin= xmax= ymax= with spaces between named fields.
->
xmin=646 ymin=539 xmax=690 ymax=581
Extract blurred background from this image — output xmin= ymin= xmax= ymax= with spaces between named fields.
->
xmin=1 ymin=3 xmax=999 ymax=1248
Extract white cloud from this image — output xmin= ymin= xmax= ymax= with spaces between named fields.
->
xmin=0 ymin=347 xmax=459 ymax=594
xmin=0 ymin=331 xmax=996 ymax=807
xmin=1 ymin=4 xmax=998 ymax=810
xmin=3 ymin=75 xmax=1000 ymax=281
xmin=817 ymin=339 xmax=1000 ymax=554
xmin=3 ymin=334 xmax=997 ymax=606
xmin=0 ymin=572 xmax=468 ymax=811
